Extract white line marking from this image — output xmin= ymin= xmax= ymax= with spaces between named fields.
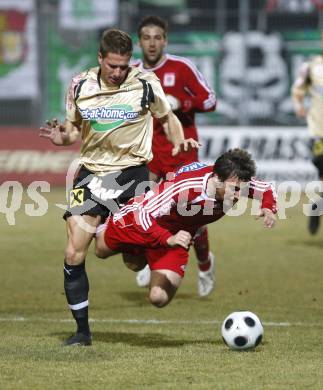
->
xmin=0 ymin=317 xmax=322 ymax=328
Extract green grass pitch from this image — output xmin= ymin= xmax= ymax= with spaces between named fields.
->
xmin=0 ymin=188 xmax=322 ymax=389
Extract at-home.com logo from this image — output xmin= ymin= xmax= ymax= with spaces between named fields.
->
xmin=80 ymin=104 xmax=140 ymax=132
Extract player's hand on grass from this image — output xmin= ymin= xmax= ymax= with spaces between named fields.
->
xmin=257 ymin=208 xmax=276 ymax=228
xmin=39 ymin=118 xmax=69 ymax=145
xmin=171 ymin=138 xmax=201 ymax=156
xmin=166 ymin=230 xmax=192 ymax=249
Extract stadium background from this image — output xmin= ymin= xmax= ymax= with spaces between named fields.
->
xmin=0 ymin=0 xmax=322 ymax=185
xmin=1 ymin=2 xmax=323 ymax=388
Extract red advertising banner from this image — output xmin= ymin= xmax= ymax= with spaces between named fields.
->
xmin=0 ymin=127 xmax=80 ymax=185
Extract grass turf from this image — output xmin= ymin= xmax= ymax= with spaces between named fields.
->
xmin=0 ymin=188 xmax=322 ymax=389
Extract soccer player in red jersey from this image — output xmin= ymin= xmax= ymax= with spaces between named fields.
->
xmin=96 ymin=149 xmax=277 ymax=308
xmin=132 ymin=16 xmax=217 ymax=296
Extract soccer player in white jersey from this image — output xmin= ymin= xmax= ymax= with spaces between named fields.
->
xmin=292 ymin=53 xmax=323 ymax=234
xmin=39 ymin=28 xmax=199 ymax=346
xmin=133 ymin=16 xmax=217 ymax=296
xmin=96 ymin=149 xmax=277 ymax=308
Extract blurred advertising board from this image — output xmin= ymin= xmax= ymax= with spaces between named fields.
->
xmin=0 ymin=128 xmax=79 ymax=186
xmin=198 ymin=126 xmax=317 ymax=185
xmin=58 ymin=0 xmax=118 ymax=30
xmin=0 ymin=0 xmax=38 ymax=99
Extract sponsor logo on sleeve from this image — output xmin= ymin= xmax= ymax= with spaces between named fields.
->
xmin=176 ymin=162 xmax=207 ymax=176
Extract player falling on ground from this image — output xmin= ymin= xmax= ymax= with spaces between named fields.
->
xmin=292 ymin=52 xmax=323 ymax=235
xmin=133 ymin=16 xmax=217 ymax=296
xmin=96 ymin=149 xmax=277 ymax=309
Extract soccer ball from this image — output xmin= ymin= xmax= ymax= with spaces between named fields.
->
xmin=221 ymin=311 xmax=264 ymax=350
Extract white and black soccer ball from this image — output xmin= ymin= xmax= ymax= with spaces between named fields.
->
xmin=221 ymin=311 xmax=264 ymax=350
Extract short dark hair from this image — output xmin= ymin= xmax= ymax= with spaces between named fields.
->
xmin=213 ymin=148 xmax=256 ymax=182
xmin=137 ymin=16 xmax=168 ymax=38
xmin=99 ymin=28 xmax=133 ymax=58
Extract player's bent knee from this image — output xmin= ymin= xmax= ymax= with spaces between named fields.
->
xmin=149 ymin=270 xmax=181 ymax=306
xmin=149 ymin=287 xmax=170 ymax=308
xmin=65 ymin=247 xmax=84 ymax=264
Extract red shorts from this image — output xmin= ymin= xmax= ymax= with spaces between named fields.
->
xmin=104 ymin=217 xmax=189 ymax=278
xmin=144 ymin=246 xmax=189 ymax=278
xmin=148 ymin=149 xmax=199 ymax=178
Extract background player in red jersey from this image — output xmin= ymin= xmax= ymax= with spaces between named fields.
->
xmin=95 ymin=149 xmax=277 ymax=308
xmin=133 ymin=16 xmax=217 ymax=296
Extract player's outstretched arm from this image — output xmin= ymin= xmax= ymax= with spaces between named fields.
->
xmin=158 ymin=111 xmax=200 ymax=156
xmin=257 ymin=208 xmax=276 ymax=229
xmin=39 ymin=118 xmax=80 ymax=146
xmin=166 ymin=230 xmax=192 ymax=249
xmin=159 ymin=110 xmax=184 ymax=145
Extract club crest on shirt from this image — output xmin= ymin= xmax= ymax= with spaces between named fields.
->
xmin=163 ymin=73 xmax=175 ymax=87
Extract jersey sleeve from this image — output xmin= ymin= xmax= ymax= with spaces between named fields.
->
xmin=137 ymin=215 xmax=173 ymax=247
xmin=291 ymin=61 xmax=310 ymax=98
xmin=178 ymin=60 xmax=216 ymax=113
xmin=147 ymin=76 xmax=171 ymax=119
xmin=248 ymin=178 xmax=277 ymax=213
xmin=65 ymin=72 xmax=85 ymax=125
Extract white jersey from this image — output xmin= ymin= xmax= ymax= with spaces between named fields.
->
xmin=292 ymin=55 xmax=323 ymax=138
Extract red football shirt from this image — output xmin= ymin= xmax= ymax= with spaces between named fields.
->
xmin=133 ymin=55 xmax=216 ymax=174
xmin=109 ymin=163 xmax=277 ymax=249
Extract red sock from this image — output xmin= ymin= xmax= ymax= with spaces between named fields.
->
xmin=198 ymin=260 xmax=211 ymax=272
xmin=194 ymin=227 xmax=210 ymax=268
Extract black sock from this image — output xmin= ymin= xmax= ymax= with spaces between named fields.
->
xmin=64 ymin=261 xmax=90 ymax=335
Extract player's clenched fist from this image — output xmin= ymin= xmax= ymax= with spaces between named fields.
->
xmin=166 ymin=94 xmax=181 ymax=111
xmin=166 ymin=230 xmax=192 ymax=249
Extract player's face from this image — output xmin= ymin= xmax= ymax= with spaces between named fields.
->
xmin=139 ymin=25 xmax=167 ymax=68
xmin=98 ymin=52 xmax=131 ymax=87
xmin=215 ymin=176 xmax=242 ymax=206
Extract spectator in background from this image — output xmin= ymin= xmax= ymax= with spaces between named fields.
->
xmin=292 ymin=53 xmax=323 ymax=235
xmin=39 ymin=28 xmax=198 ymax=346
xmin=132 ymin=16 xmax=217 ymax=297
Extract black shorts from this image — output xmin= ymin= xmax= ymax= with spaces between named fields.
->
xmin=63 ymin=164 xmax=149 ymax=221
xmin=311 ymin=138 xmax=323 ymax=177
